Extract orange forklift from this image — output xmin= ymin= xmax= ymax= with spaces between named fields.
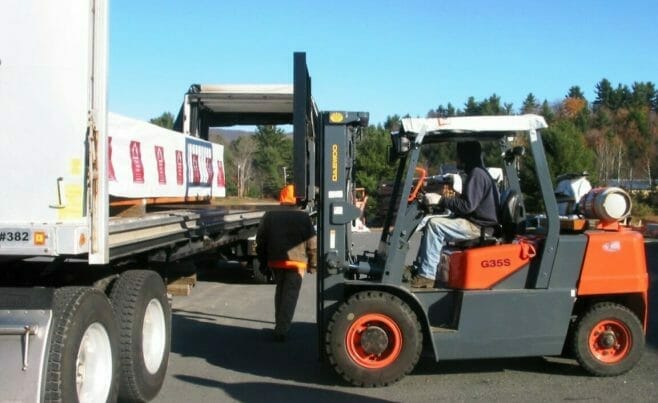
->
xmin=294 ymin=113 xmax=649 ymax=386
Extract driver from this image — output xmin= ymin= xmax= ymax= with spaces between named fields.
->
xmin=410 ymin=141 xmax=500 ymax=288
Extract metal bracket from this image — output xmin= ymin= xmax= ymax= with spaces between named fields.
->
xmin=48 ymin=176 xmax=66 ymax=209
xmin=0 ymin=324 xmax=38 ymax=370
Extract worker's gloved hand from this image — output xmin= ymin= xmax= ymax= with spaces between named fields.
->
xmin=258 ymin=260 xmax=269 ymax=275
xmin=422 ymin=192 xmax=442 ymax=206
xmin=444 ymin=173 xmax=462 ymax=194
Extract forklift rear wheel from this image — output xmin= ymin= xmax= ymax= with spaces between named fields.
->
xmin=326 ymin=290 xmax=422 ymax=386
xmin=573 ymin=302 xmax=644 ymax=376
xmin=110 ymin=270 xmax=171 ymax=402
xmin=45 ymin=287 xmax=119 ymax=403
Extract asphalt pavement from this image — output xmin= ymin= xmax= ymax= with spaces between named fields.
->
xmin=154 ymin=230 xmax=658 ymax=403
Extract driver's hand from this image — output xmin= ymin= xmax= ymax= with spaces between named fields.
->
xmin=423 ymin=192 xmax=442 ymax=206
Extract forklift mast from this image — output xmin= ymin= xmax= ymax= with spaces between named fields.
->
xmin=303 ymin=111 xmax=369 ymax=351
xmin=317 ymin=112 xmax=369 ymax=271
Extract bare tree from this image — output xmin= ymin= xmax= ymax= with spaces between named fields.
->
xmin=230 ymin=136 xmax=256 ymax=198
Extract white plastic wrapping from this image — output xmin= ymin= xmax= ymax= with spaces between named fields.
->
xmin=555 ymin=175 xmax=592 ymax=216
xmin=108 ymin=113 xmax=225 ymax=199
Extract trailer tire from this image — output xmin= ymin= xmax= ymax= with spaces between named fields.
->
xmin=45 ymin=287 xmax=119 ymax=403
xmin=573 ymin=302 xmax=644 ymax=376
xmin=110 ymin=270 xmax=171 ymax=402
xmin=325 ymin=290 xmax=422 ymax=386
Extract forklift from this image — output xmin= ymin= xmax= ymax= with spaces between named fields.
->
xmin=295 ymin=113 xmax=649 ymax=386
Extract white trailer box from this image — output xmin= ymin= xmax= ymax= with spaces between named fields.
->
xmin=0 ymin=2 xmax=226 ymax=265
xmin=0 ymin=0 xmax=109 ymax=263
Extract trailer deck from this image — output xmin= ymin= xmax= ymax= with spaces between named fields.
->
xmin=107 ymin=207 xmax=267 ymax=261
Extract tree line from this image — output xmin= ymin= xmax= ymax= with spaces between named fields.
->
xmin=355 ymin=79 xmax=658 ymax=218
xmin=150 ymin=78 xmax=658 ymax=218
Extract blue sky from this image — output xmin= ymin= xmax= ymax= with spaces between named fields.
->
xmin=109 ymin=0 xmax=657 ymax=126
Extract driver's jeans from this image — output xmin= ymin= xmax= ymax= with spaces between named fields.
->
xmin=415 ymin=217 xmax=481 ymax=280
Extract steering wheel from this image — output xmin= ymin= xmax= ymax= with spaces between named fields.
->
xmin=408 ymin=167 xmax=427 ymax=202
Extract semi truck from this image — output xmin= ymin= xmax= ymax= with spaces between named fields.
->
xmin=0 ymin=1 xmax=315 ymax=401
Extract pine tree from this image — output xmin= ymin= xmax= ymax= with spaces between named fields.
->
xmin=521 ymin=93 xmax=540 ymax=114
xmin=252 ymin=125 xmax=292 ymax=198
xmin=594 ymin=78 xmax=613 ymax=110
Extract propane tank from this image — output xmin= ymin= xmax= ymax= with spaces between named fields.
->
xmin=578 ymin=187 xmax=632 ymax=222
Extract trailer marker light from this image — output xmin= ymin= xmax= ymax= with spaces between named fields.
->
xmin=34 ymin=231 xmax=46 ymax=246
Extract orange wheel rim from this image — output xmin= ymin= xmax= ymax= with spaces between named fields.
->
xmin=345 ymin=313 xmax=403 ymax=369
xmin=588 ymin=319 xmax=632 ymax=363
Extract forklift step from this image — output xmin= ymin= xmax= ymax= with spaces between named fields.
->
xmin=430 ymin=326 xmax=457 ymax=333
xmin=409 ymin=286 xmax=450 ymax=293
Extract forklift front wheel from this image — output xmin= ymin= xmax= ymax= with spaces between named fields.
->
xmin=573 ymin=302 xmax=644 ymax=376
xmin=326 ymin=291 xmax=422 ymax=386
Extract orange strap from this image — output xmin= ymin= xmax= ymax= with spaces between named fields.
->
xmin=519 ymin=241 xmax=537 ymax=260
xmin=268 ymin=260 xmax=307 ymax=270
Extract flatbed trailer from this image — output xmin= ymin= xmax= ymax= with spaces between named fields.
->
xmin=0 ymin=1 xmax=315 ymax=401
xmin=106 ymin=207 xmax=266 ymax=261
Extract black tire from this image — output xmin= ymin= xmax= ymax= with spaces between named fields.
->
xmin=251 ymin=259 xmax=273 ymax=284
xmin=45 ymin=287 xmax=119 ymax=403
xmin=109 ymin=270 xmax=171 ymax=402
xmin=572 ymin=302 xmax=644 ymax=376
xmin=325 ymin=290 xmax=423 ymax=386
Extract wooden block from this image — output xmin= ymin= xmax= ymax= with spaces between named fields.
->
xmin=167 ymin=282 xmax=193 ymax=296
xmin=560 ymin=219 xmax=587 ymax=232
xmin=166 ymin=273 xmax=197 ymax=296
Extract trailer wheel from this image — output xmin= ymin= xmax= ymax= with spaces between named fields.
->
xmin=325 ymin=290 xmax=422 ymax=386
xmin=45 ymin=287 xmax=119 ymax=403
xmin=110 ymin=270 xmax=171 ymax=402
xmin=572 ymin=302 xmax=644 ymax=376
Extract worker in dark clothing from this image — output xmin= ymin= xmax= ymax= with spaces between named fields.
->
xmin=256 ymin=206 xmax=317 ymax=341
xmin=410 ymin=141 xmax=499 ymax=288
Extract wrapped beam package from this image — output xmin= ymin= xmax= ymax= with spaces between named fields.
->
xmin=108 ymin=113 xmax=226 ymax=200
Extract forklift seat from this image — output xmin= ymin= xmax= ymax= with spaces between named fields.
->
xmin=451 ymin=188 xmax=523 ymax=249
xmin=451 ymin=225 xmax=498 ymax=249
xmin=451 ymin=226 xmax=499 ymax=249
xmin=499 ymin=188 xmax=525 ymax=242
